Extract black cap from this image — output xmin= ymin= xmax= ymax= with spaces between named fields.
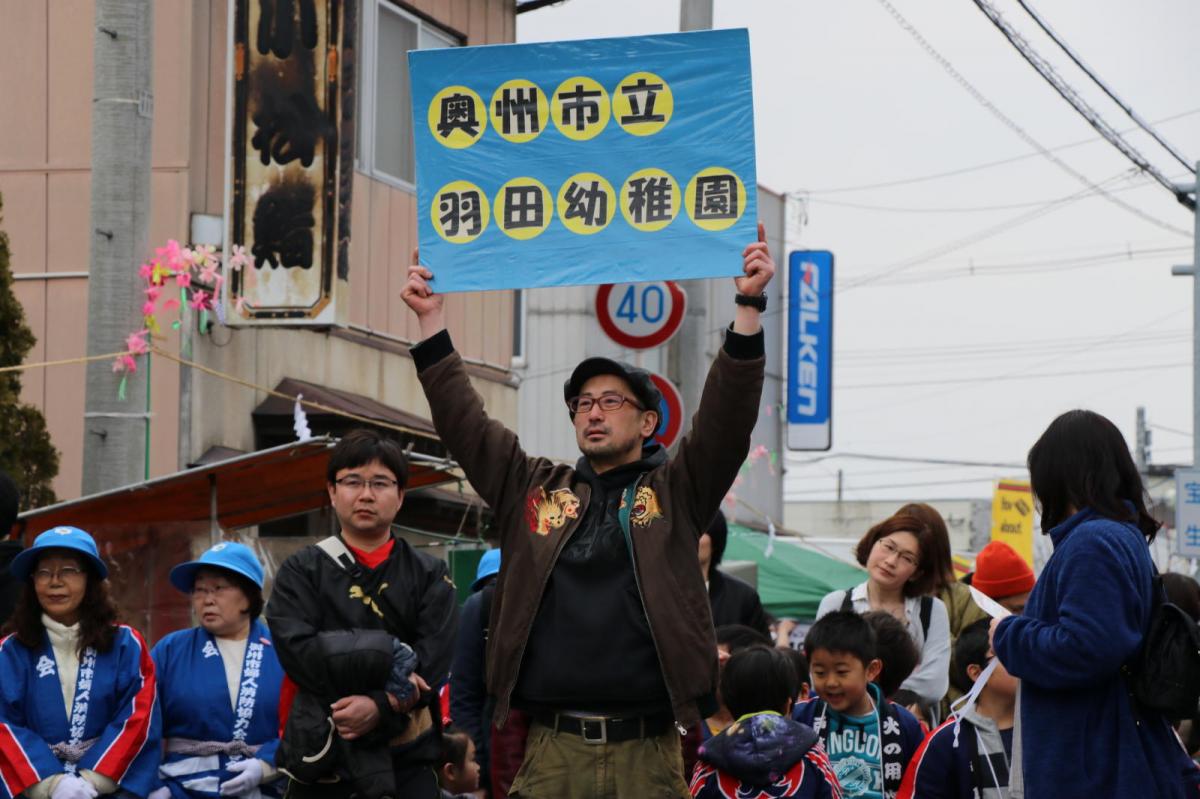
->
xmin=564 ymin=357 xmax=663 ymax=422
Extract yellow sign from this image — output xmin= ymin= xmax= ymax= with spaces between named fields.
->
xmin=991 ymin=480 xmax=1034 ymax=567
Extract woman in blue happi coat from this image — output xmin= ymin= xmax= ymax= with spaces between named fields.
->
xmin=0 ymin=526 xmax=160 ymax=799
xmin=148 ymin=543 xmax=284 ymax=799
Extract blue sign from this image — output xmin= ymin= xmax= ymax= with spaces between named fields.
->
xmin=409 ymin=29 xmax=757 ymax=293
xmin=787 ymin=251 xmax=834 ymax=451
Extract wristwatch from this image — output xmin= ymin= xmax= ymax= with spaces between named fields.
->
xmin=734 ymin=292 xmax=767 ymax=312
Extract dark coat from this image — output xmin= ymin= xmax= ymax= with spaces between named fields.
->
xmin=414 ymin=328 xmax=765 ymax=726
xmin=993 ymin=508 xmax=1200 ymax=798
xmin=709 ymin=567 xmax=771 ymax=640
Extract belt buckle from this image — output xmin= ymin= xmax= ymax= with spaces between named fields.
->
xmin=579 ymin=716 xmax=608 ymax=745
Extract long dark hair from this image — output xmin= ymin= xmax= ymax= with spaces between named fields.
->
xmin=1 ymin=558 xmax=119 ymax=654
xmin=1027 ymin=409 xmax=1160 ymax=541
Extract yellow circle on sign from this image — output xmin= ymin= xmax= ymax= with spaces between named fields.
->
xmin=427 ymin=85 xmax=487 ymax=149
xmin=550 ymin=77 xmax=610 ymax=141
xmin=489 ymin=79 xmax=549 ymax=144
xmin=619 ymin=168 xmax=680 ymax=232
xmin=684 ymin=168 xmax=747 ymax=231
xmin=556 ymin=173 xmax=617 ymax=235
xmin=612 ymin=72 xmax=673 ymax=136
xmin=494 ymin=177 xmax=553 ymax=240
xmin=431 ymin=180 xmax=490 ymax=244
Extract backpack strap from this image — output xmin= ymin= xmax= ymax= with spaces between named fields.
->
xmin=840 ymin=589 xmax=854 ymax=613
xmin=316 ymin=535 xmax=358 ymax=573
xmin=920 ymin=595 xmax=933 ymax=639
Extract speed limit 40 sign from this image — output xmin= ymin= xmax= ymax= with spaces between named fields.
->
xmin=595 ymin=281 xmax=687 ymax=350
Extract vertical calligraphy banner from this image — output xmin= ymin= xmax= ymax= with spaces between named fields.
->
xmin=409 ymin=29 xmax=757 ymax=293
xmin=225 ymin=0 xmax=354 ymax=324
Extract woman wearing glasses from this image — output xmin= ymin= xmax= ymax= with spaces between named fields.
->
xmin=0 ymin=526 xmax=160 ymax=799
xmin=147 ymin=542 xmax=284 ymax=799
xmin=815 ymin=512 xmax=952 ymax=707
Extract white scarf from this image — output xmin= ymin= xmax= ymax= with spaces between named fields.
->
xmin=42 ymin=614 xmax=81 ymax=721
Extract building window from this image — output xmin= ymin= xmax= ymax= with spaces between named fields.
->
xmin=358 ymin=1 xmax=458 ymax=189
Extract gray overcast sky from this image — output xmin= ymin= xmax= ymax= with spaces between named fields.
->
xmin=518 ymin=0 xmax=1200 ymax=503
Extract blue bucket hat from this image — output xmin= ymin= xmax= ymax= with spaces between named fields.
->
xmin=10 ymin=526 xmax=108 ymax=581
xmin=169 ymin=542 xmax=264 ymax=593
xmin=471 ymin=549 xmax=501 ymax=592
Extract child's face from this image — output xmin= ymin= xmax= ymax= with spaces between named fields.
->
xmin=808 ymin=647 xmax=881 ymax=716
xmin=983 ymin=647 xmax=1018 ymax=700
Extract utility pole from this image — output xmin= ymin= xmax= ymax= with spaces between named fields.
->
xmin=81 ymin=1 xmax=153 ymax=494
xmin=1172 ymin=163 xmax=1200 ymax=470
xmin=668 ymin=0 xmax=714 ymax=421
xmin=1135 ymin=406 xmax=1148 ymax=472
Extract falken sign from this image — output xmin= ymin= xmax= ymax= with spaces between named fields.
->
xmin=786 ymin=250 xmax=833 ymax=451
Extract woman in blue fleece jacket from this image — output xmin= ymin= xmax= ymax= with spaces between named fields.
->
xmin=990 ymin=410 xmax=1200 ymax=799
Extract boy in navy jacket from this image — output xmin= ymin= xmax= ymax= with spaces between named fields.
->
xmin=898 ymin=619 xmax=1016 ymax=799
xmin=691 ymin=646 xmax=841 ymax=799
xmin=793 ymin=612 xmax=923 ymax=799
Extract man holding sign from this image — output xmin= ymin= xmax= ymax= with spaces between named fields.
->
xmin=401 ymin=226 xmax=773 ymax=797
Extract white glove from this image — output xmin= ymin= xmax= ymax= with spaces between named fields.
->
xmin=147 ymin=788 xmax=173 ymax=799
xmin=219 ymin=759 xmax=265 ymax=796
xmin=50 ymin=775 xmax=98 ymax=799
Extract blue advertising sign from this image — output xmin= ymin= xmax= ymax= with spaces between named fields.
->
xmin=408 ymin=29 xmax=757 ymax=293
xmin=787 ymin=251 xmax=834 ymax=451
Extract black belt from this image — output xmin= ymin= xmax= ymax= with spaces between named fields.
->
xmin=537 ymin=711 xmax=674 ymax=744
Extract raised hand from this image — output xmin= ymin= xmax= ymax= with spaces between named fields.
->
xmin=735 ymin=222 xmax=775 ymax=298
xmin=400 ymin=247 xmax=447 ymax=338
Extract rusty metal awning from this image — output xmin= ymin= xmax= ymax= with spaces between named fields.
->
xmin=253 ymin=378 xmax=439 ymax=442
xmin=18 ymin=437 xmax=459 ymax=537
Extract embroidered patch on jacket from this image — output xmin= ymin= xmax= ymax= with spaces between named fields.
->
xmin=629 ymin=486 xmax=663 ymax=527
xmin=525 ymin=486 xmax=581 ymax=535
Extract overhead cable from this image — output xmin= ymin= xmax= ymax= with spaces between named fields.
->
xmin=875 ymin=0 xmax=1192 ymax=232
xmin=1013 ymin=0 xmax=1194 ymax=172
xmin=970 ymin=0 xmax=1195 ymax=209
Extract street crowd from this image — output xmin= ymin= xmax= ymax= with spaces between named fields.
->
xmin=1 ymin=230 xmax=1199 ymax=799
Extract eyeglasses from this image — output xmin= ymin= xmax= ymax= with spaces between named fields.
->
xmin=876 ymin=537 xmax=920 ymax=569
xmin=566 ymin=393 xmax=644 ymax=414
xmin=33 ymin=566 xmax=85 ymax=584
xmin=335 ymin=476 xmax=399 ymax=493
xmin=192 ymin=584 xmax=237 ymax=599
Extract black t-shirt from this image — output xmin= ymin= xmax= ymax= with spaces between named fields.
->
xmin=513 ymin=452 xmax=671 ymax=715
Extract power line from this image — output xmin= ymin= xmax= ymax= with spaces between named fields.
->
xmin=851 ymin=243 xmax=1191 ymax=288
xmin=874 ymin=0 xmax=1191 ymax=235
xmin=807 ymin=171 xmax=1168 ymax=213
xmin=1013 ymin=0 xmax=1194 ymax=173
xmin=838 ymin=359 xmax=1189 ymax=391
xmin=801 ymin=106 xmax=1200 ymax=195
xmin=838 ymin=327 xmax=1189 ymax=361
xmin=970 ymin=0 xmax=1195 ymax=209
xmin=785 ymin=474 xmax=1013 ymax=497
xmin=840 ymin=171 xmax=1133 ymax=290
xmin=786 ymin=451 xmax=1026 ymax=469
xmin=1149 ymin=422 xmax=1193 ymax=439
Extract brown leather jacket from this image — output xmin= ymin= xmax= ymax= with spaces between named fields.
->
xmin=414 ymin=330 xmax=764 ymax=727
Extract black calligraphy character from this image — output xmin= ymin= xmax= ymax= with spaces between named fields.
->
xmin=494 ymin=87 xmax=541 ymax=135
xmin=693 ymin=175 xmax=738 ymax=220
xmin=437 ymin=93 xmax=481 ymax=138
xmin=619 ymin=77 xmax=666 ymax=124
xmin=564 ymin=181 xmax=608 ymax=227
xmin=439 ymin=190 xmax=482 ymax=237
xmin=504 ymin=186 xmax=544 ymax=229
xmin=558 ymin=84 xmax=602 ymax=132
xmin=251 ymin=86 xmax=331 ymax=167
xmin=257 ymin=0 xmax=318 ymax=59
xmin=626 ymin=177 xmax=673 ymax=224
xmin=251 ymin=179 xmax=316 ymax=269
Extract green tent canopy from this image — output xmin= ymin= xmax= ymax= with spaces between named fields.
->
xmin=724 ymin=524 xmax=865 ymax=620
